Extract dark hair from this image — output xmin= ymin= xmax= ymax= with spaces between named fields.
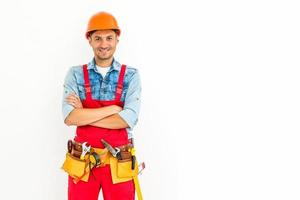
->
xmin=88 ymin=30 xmax=96 ymax=37
xmin=88 ymin=29 xmax=118 ymax=38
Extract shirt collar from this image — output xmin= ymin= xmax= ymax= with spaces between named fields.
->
xmin=87 ymin=57 xmax=121 ymax=72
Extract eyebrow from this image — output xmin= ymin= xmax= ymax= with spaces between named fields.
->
xmin=94 ymin=35 xmax=114 ymax=38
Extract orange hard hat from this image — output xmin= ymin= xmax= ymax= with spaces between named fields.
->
xmin=85 ymin=11 xmax=121 ymax=39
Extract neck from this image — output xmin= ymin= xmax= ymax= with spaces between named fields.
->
xmin=94 ymin=56 xmax=113 ymax=67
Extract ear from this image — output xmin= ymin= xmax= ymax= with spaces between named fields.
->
xmin=88 ymin=36 xmax=92 ymax=46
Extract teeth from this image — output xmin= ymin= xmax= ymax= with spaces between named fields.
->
xmin=100 ymin=49 xmax=109 ymax=53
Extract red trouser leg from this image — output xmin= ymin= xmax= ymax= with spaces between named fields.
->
xmin=68 ymin=173 xmax=101 ymax=200
xmin=68 ymin=165 xmax=135 ymax=200
xmin=101 ymin=165 xmax=135 ymax=200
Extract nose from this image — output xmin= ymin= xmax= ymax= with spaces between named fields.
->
xmin=98 ymin=40 xmax=109 ymax=48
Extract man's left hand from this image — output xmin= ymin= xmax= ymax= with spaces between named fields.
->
xmin=66 ymin=93 xmax=83 ymax=108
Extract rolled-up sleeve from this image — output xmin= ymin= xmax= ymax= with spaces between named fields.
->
xmin=62 ymin=67 xmax=79 ymax=121
xmin=118 ymin=70 xmax=141 ymax=131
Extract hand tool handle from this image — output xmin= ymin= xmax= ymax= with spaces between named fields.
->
xmin=131 ymin=155 xmax=136 ymax=170
xmin=67 ymin=140 xmax=73 ymax=153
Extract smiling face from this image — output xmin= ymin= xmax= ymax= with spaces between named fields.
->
xmin=88 ymin=30 xmax=119 ymax=64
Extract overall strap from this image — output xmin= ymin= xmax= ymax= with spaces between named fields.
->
xmin=115 ymin=64 xmax=127 ymax=101
xmin=83 ymin=64 xmax=92 ymax=100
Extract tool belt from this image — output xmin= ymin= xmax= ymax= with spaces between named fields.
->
xmin=61 ymin=140 xmax=138 ymax=183
xmin=61 ymin=139 xmax=143 ymax=200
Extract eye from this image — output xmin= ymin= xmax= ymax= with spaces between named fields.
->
xmin=107 ymin=37 xmax=113 ymax=41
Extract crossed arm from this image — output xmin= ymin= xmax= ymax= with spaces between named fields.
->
xmin=64 ymin=94 xmax=129 ymax=129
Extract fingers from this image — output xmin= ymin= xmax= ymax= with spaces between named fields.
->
xmin=67 ymin=100 xmax=82 ymax=108
xmin=66 ymin=98 xmax=79 ymax=104
xmin=66 ymin=93 xmax=80 ymax=100
xmin=68 ymin=102 xmax=76 ymax=107
xmin=66 ymin=94 xmax=80 ymax=102
xmin=66 ymin=94 xmax=82 ymax=108
xmin=66 ymin=96 xmax=76 ymax=102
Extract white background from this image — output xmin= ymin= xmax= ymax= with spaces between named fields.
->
xmin=0 ymin=0 xmax=299 ymax=199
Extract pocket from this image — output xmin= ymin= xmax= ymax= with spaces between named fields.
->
xmin=78 ymin=84 xmax=100 ymax=99
xmin=109 ymin=157 xmax=133 ymax=184
xmin=108 ymin=83 xmax=128 ymax=101
xmin=117 ymin=160 xmax=138 ymax=178
xmin=61 ymin=153 xmax=90 ymax=181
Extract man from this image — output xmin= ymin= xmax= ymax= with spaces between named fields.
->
xmin=62 ymin=11 xmax=141 ymax=200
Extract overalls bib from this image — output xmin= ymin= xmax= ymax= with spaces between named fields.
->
xmin=68 ymin=64 xmax=135 ymax=200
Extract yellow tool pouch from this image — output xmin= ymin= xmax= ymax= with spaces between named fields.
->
xmin=61 ymin=153 xmax=90 ymax=182
xmin=117 ymin=160 xmax=139 ymax=178
xmin=109 ymin=157 xmax=138 ymax=184
xmin=110 ymin=157 xmax=143 ymax=200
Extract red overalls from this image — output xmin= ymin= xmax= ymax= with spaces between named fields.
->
xmin=68 ymin=64 xmax=135 ymax=200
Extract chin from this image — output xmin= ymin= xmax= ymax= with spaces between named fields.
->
xmin=97 ymin=55 xmax=112 ymax=60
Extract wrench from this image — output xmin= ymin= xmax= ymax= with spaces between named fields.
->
xmin=80 ymin=142 xmax=91 ymax=160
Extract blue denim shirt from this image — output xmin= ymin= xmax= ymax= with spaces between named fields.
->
xmin=62 ymin=58 xmax=141 ymax=138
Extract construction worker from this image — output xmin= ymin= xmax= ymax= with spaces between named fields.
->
xmin=62 ymin=11 xmax=141 ymax=200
